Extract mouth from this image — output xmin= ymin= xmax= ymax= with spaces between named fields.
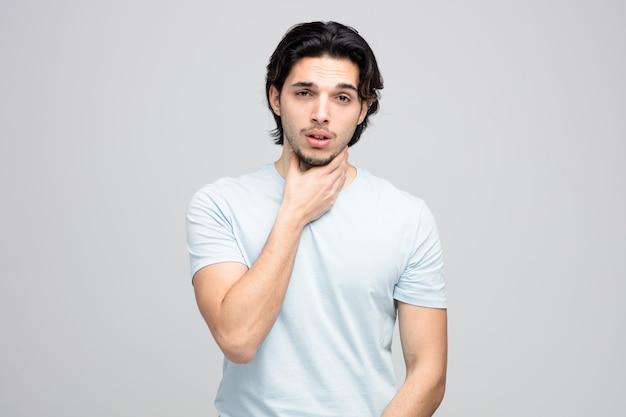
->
xmin=305 ymin=129 xmax=331 ymax=140
xmin=304 ymin=129 xmax=332 ymax=148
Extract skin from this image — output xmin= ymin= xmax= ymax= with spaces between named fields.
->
xmin=193 ymin=55 xmax=447 ymax=416
xmin=270 ymin=55 xmax=368 ymax=175
xmin=381 ymin=302 xmax=447 ymax=417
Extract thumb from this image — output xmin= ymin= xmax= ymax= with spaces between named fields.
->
xmin=288 ymin=149 xmax=301 ymax=172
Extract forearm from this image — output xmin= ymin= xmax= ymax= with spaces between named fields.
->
xmin=383 ymin=304 xmax=448 ymax=417
xmin=381 ymin=364 xmax=446 ymax=417
xmin=198 ymin=150 xmax=349 ymax=363
xmin=211 ymin=206 xmax=307 ymax=363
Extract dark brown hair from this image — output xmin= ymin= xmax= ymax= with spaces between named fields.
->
xmin=266 ymin=21 xmax=384 ymax=146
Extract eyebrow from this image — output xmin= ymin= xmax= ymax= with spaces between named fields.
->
xmin=290 ymin=81 xmax=358 ymax=92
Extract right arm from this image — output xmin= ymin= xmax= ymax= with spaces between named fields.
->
xmin=193 ymin=149 xmax=348 ymax=363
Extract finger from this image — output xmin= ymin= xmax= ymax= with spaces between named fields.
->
xmin=326 ymin=148 xmax=349 ymax=173
xmin=287 ymin=149 xmax=301 ymax=174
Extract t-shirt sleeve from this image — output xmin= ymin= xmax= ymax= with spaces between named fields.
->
xmin=186 ymin=184 xmax=247 ymax=281
xmin=393 ymin=201 xmax=447 ymax=308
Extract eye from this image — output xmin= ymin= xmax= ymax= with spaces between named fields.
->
xmin=336 ymin=94 xmax=351 ymax=103
xmin=295 ymin=90 xmax=311 ymax=97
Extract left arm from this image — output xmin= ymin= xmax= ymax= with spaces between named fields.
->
xmin=381 ymin=302 xmax=448 ymax=417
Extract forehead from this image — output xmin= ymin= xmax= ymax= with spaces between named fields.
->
xmin=286 ymin=56 xmax=360 ymax=86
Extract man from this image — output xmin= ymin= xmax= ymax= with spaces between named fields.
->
xmin=187 ymin=21 xmax=447 ymax=417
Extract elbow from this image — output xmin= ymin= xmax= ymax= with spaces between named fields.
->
xmin=204 ymin=316 xmax=262 ymax=364
xmin=214 ymin=331 xmax=259 ymax=364
xmin=223 ymin=346 xmax=257 ymax=364
xmin=407 ymin=365 xmax=447 ymax=411
xmin=431 ymin=373 xmax=447 ymax=409
xmin=435 ymin=380 xmax=446 ymax=407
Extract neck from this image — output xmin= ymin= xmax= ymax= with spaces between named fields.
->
xmin=274 ymin=145 xmax=357 ymax=189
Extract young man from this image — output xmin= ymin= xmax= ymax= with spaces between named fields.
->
xmin=187 ymin=21 xmax=447 ymax=417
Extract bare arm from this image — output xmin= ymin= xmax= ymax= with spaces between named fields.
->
xmin=381 ymin=303 xmax=448 ymax=417
xmin=193 ymin=149 xmax=349 ymax=364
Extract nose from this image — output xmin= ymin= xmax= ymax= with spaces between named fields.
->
xmin=311 ymin=97 xmax=329 ymax=124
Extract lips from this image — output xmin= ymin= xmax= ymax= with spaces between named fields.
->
xmin=306 ymin=129 xmax=331 ymax=140
xmin=305 ymin=129 xmax=332 ymax=148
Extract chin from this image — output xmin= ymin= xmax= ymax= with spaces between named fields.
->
xmin=287 ymin=137 xmax=344 ymax=167
xmin=303 ymin=156 xmax=333 ymax=166
xmin=288 ymin=143 xmax=331 ymax=166
xmin=297 ymin=151 xmax=335 ymax=167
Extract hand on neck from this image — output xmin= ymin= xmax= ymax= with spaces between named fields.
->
xmin=274 ymin=142 xmax=357 ymax=189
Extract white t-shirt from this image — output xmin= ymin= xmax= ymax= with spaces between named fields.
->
xmin=186 ymin=163 xmax=447 ymax=417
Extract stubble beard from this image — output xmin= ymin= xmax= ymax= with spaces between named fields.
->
xmin=292 ymin=145 xmax=339 ymax=168
xmin=284 ymin=128 xmax=351 ymax=170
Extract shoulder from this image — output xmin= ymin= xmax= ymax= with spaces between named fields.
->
xmin=355 ymin=167 xmax=428 ymax=211
xmin=190 ymin=164 xmax=282 ymax=205
xmin=350 ymin=168 xmax=440 ymax=240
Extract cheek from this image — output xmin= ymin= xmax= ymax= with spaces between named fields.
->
xmin=282 ymin=105 xmax=307 ymax=123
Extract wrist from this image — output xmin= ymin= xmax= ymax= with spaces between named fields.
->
xmin=276 ymin=204 xmax=309 ymax=232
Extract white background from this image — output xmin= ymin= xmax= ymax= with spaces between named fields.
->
xmin=1 ymin=1 xmax=624 ymax=416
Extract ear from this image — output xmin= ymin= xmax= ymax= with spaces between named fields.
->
xmin=269 ymin=85 xmax=281 ymax=116
xmin=357 ymin=100 xmax=368 ymax=125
